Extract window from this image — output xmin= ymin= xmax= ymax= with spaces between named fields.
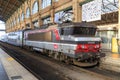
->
xmin=60 ymin=27 xmax=96 ymax=36
xmin=54 ymin=11 xmax=64 ymax=23
xmin=54 ymin=9 xmax=73 ymax=23
xmin=12 ymin=20 xmax=14 ymax=27
xmin=42 ymin=17 xmax=50 ymax=24
xmin=32 ymin=1 xmax=38 ymax=14
xmin=10 ymin=23 xmax=11 ymax=28
xmin=42 ymin=0 xmax=52 ymax=9
xmin=26 ymin=8 xmax=30 ymax=18
xmin=55 ymin=0 xmax=59 ymax=2
xmin=14 ymin=18 xmax=16 ymax=25
xmin=13 ymin=18 xmax=15 ymax=25
xmin=26 ymin=24 xmax=30 ymax=28
xmin=33 ymin=20 xmax=39 ymax=28
xmin=18 ymin=15 xmax=20 ymax=23
xmin=21 ymin=12 xmax=24 ymax=21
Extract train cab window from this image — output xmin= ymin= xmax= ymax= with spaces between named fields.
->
xmin=63 ymin=27 xmax=73 ymax=35
xmin=60 ymin=27 xmax=96 ymax=36
xmin=59 ymin=28 xmax=64 ymax=35
xmin=73 ymin=27 xmax=96 ymax=36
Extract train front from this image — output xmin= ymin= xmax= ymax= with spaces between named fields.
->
xmin=59 ymin=23 xmax=105 ymax=66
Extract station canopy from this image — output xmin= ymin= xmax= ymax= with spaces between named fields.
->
xmin=82 ymin=0 xmax=118 ymax=22
xmin=102 ymin=0 xmax=118 ymax=14
xmin=99 ymin=0 xmax=118 ymax=24
xmin=0 ymin=0 xmax=26 ymax=22
xmin=0 ymin=0 xmax=119 ymax=23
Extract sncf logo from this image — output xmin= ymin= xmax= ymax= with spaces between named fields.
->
xmin=54 ymin=44 xmax=58 ymax=49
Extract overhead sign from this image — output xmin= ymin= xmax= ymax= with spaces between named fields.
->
xmin=82 ymin=0 xmax=102 ymax=22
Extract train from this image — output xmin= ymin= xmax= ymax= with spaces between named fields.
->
xmin=1 ymin=22 xmax=105 ymax=67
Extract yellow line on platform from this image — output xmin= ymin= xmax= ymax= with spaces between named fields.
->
xmin=7 ymin=57 xmax=14 ymax=61
xmin=112 ymin=54 xmax=120 ymax=59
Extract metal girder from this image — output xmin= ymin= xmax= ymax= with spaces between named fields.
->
xmin=0 ymin=0 xmax=26 ymax=22
xmin=102 ymin=5 xmax=113 ymax=12
xmin=3 ymin=0 xmax=20 ymax=8
xmin=17 ymin=0 xmax=24 ymax=3
xmin=0 ymin=29 xmax=5 ymax=31
xmin=2 ymin=8 xmax=17 ymax=21
xmin=1 ymin=0 xmax=10 ymax=17
xmin=106 ymin=0 xmax=118 ymax=8
xmin=95 ymin=11 xmax=118 ymax=25
xmin=0 ymin=17 xmax=5 ymax=21
xmin=102 ymin=0 xmax=118 ymax=14
xmin=79 ymin=0 xmax=94 ymax=6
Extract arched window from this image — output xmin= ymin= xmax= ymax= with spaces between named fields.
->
xmin=21 ymin=12 xmax=24 ymax=21
xmin=12 ymin=20 xmax=14 ymax=27
xmin=13 ymin=19 xmax=15 ymax=26
xmin=55 ymin=0 xmax=59 ymax=2
xmin=10 ymin=21 xmax=12 ymax=28
xmin=14 ymin=18 xmax=16 ymax=25
xmin=32 ymin=1 xmax=38 ymax=14
xmin=26 ymin=7 xmax=30 ymax=18
xmin=42 ymin=0 xmax=51 ymax=9
xmin=18 ymin=15 xmax=20 ymax=23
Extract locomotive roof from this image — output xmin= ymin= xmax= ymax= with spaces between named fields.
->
xmin=58 ymin=22 xmax=96 ymax=28
xmin=21 ymin=22 xmax=96 ymax=33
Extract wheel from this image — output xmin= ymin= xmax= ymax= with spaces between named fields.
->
xmin=73 ymin=59 xmax=98 ymax=67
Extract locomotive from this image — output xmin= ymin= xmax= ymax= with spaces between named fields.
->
xmin=2 ymin=22 xmax=105 ymax=67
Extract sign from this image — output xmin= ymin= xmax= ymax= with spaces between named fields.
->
xmin=82 ymin=0 xmax=102 ymax=22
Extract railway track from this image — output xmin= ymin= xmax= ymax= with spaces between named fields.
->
xmin=84 ymin=67 xmax=120 ymax=80
xmin=0 ymin=42 xmax=70 ymax=80
xmin=0 ymin=42 xmax=119 ymax=80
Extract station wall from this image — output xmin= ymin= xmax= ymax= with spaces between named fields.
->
xmin=5 ymin=0 xmax=119 ymax=51
xmin=5 ymin=0 xmax=85 ymax=32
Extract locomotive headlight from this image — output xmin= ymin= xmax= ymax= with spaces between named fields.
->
xmin=95 ymin=44 xmax=100 ymax=48
xmin=81 ymin=45 xmax=85 ymax=49
xmin=81 ymin=45 xmax=87 ymax=49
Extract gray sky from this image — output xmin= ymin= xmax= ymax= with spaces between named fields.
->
xmin=0 ymin=20 xmax=5 ymax=29
xmin=0 ymin=20 xmax=5 ymax=37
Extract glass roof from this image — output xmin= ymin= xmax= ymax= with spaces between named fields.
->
xmin=101 ymin=0 xmax=118 ymax=14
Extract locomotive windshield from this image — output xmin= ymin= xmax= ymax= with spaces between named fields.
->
xmin=60 ymin=27 xmax=96 ymax=36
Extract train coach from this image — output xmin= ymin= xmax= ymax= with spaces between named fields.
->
xmin=3 ymin=22 xmax=105 ymax=67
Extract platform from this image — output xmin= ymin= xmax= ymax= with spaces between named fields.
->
xmin=100 ymin=51 xmax=120 ymax=72
xmin=0 ymin=59 xmax=9 ymax=80
xmin=0 ymin=48 xmax=38 ymax=80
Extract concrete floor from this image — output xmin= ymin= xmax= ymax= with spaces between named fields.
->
xmin=0 ymin=48 xmax=38 ymax=80
xmin=0 ymin=60 xmax=9 ymax=80
xmin=100 ymin=52 xmax=120 ymax=72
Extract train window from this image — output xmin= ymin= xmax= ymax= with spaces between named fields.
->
xmin=63 ymin=27 xmax=73 ymax=35
xmin=59 ymin=28 xmax=64 ymax=35
xmin=62 ymin=27 xmax=96 ymax=36
xmin=27 ymin=31 xmax=52 ymax=41
xmin=73 ymin=27 xmax=96 ymax=36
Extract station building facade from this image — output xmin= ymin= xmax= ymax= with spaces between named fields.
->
xmin=5 ymin=0 xmax=119 ymax=51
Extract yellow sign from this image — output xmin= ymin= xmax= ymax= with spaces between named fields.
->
xmin=112 ymin=37 xmax=118 ymax=53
